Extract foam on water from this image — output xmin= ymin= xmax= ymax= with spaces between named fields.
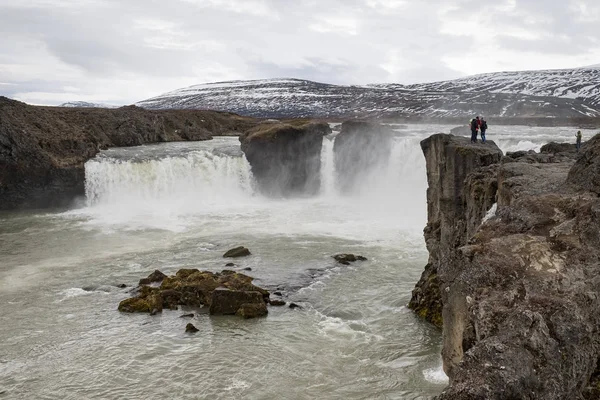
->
xmin=423 ymin=365 xmax=449 ymax=384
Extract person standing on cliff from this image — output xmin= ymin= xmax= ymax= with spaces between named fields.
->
xmin=576 ymin=130 xmax=582 ymax=152
xmin=470 ymin=117 xmax=479 ymax=143
xmin=480 ymin=119 xmax=488 ymax=143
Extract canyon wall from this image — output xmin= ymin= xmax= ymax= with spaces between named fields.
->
xmin=412 ymin=133 xmax=600 ymax=399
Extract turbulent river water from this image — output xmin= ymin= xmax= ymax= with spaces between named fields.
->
xmin=0 ymin=124 xmax=591 ymax=399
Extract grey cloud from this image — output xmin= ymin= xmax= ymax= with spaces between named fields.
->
xmin=0 ymin=0 xmax=599 ymax=105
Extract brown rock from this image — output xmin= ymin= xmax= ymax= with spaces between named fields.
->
xmin=118 ymin=269 xmax=269 ymax=316
xmin=223 ymin=246 xmax=251 ymax=258
xmin=209 ymin=288 xmax=265 ymax=315
xmin=236 ymin=303 xmax=268 ymax=319
xmin=239 ymin=120 xmax=331 ymax=196
xmin=333 ymin=254 xmax=367 ymax=264
xmin=185 ymin=323 xmax=199 ymax=333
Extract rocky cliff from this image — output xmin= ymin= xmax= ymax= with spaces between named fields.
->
xmin=411 ymin=133 xmax=600 ymax=399
xmin=0 ymin=97 xmax=257 ymax=210
xmin=239 ymin=120 xmax=331 ymax=197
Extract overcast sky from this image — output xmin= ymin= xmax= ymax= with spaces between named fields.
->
xmin=0 ymin=0 xmax=599 ymax=105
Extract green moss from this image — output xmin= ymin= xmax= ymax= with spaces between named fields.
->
xmin=415 ymin=306 xmax=443 ymax=328
xmin=118 ymin=297 xmax=151 ymax=313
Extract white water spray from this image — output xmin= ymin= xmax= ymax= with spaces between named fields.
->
xmin=319 ymin=135 xmax=337 ymax=198
xmin=85 ymin=150 xmax=254 ymax=208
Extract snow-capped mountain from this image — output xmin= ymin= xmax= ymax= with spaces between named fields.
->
xmin=135 ymin=67 xmax=600 ymax=119
xmin=59 ymin=101 xmax=117 ymax=108
xmin=403 ymin=67 xmax=600 ymax=107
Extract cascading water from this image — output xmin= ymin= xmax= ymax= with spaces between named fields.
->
xmin=319 ymin=134 xmax=337 ymax=198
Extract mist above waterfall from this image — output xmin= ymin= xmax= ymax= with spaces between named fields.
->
xmin=81 ymin=133 xmax=429 ymax=239
xmin=80 ymin=124 xmax=587 ymax=235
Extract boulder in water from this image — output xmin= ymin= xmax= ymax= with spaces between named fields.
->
xmin=269 ymin=299 xmax=286 ymax=306
xmin=236 ymin=303 xmax=268 ymax=319
xmin=333 ymin=254 xmax=367 ymax=265
xmin=118 ymin=269 xmax=269 ymax=318
xmin=209 ymin=288 xmax=266 ymax=316
xmin=223 ymin=246 xmax=251 ymax=258
xmin=180 ymin=313 xmax=195 ymax=318
xmin=139 ymin=269 xmax=167 ymax=285
xmin=239 ymin=120 xmax=331 ymax=196
xmin=118 ymin=286 xmax=163 ymax=313
xmin=185 ymin=323 xmax=199 ymax=333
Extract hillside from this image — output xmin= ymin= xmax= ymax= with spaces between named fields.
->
xmin=135 ymin=67 xmax=600 ymax=119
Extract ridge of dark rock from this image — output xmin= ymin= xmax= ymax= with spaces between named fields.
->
xmin=0 ymin=98 xmax=258 ymax=210
xmin=410 ymin=133 xmax=600 ymax=399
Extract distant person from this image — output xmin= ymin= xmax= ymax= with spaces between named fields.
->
xmin=470 ymin=117 xmax=479 ymax=143
xmin=480 ymin=119 xmax=488 ymax=143
xmin=576 ymin=130 xmax=582 ymax=152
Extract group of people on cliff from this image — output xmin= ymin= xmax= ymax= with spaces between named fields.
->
xmin=470 ymin=116 xmax=488 ymax=143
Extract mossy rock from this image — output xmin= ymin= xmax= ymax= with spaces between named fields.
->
xmin=236 ymin=303 xmax=268 ymax=319
xmin=118 ymin=292 xmax=162 ymax=313
xmin=119 ymin=269 xmax=269 ymax=315
xmin=223 ymin=246 xmax=251 ymax=258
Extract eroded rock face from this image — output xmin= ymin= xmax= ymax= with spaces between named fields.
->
xmin=568 ymin=134 xmax=600 ymax=195
xmin=333 ymin=121 xmax=394 ymax=193
xmin=118 ymin=269 xmax=269 ymax=318
xmin=0 ymin=97 xmax=258 ymax=210
xmin=239 ymin=120 xmax=331 ymax=196
xmin=412 ymin=132 xmax=600 ymax=399
xmin=408 ymin=134 xmax=502 ymax=328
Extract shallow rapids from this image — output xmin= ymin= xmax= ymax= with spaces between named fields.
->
xmin=0 ymin=124 xmax=591 ymax=399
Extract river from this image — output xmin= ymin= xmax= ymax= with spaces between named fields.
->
xmin=0 ymin=124 xmax=590 ymax=399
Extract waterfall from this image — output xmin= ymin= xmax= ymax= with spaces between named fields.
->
xmin=82 ymin=135 xmax=429 ymax=231
xmin=319 ymin=135 xmax=337 ymax=198
xmin=84 ymin=144 xmax=255 ymax=215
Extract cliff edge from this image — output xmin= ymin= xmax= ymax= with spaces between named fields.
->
xmin=0 ymin=97 xmax=257 ymax=210
xmin=411 ymin=133 xmax=600 ymax=399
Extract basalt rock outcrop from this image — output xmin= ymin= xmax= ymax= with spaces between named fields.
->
xmin=408 ymin=135 xmax=503 ymax=328
xmin=118 ymin=269 xmax=270 ymax=318
xmin=239 ymin=120 xmax=331 ymax=196
xmin=333 ymin=121 xmax=394 ymax=193
xmin=0 ymin=97 xmax=257 ymax=210
xmin=410 ymin=133 xmax=600 ymax=399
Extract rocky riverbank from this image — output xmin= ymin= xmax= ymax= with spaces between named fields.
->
xmin=410 ymin=133 xmax=600 ymax=399
xmin=0 ymin=97 xmax=258 ymax=210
